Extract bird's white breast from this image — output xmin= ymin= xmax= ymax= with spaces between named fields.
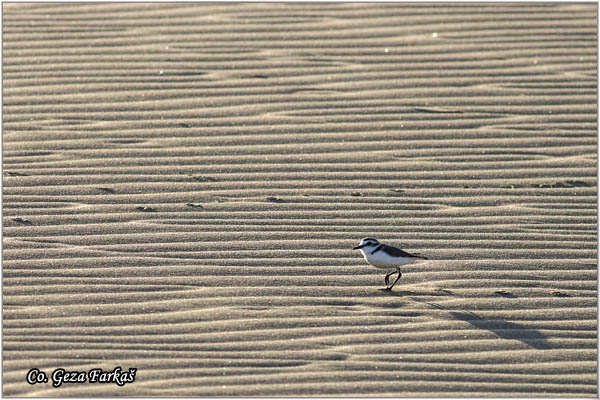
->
xmin=360 ymin=249 xmax=415 ymax=269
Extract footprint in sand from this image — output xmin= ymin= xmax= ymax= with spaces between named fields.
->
xmin=12 ymin=217 xmax=33 ymax=225
xmin=494 ymin=290 xmax=516 ymax=298
xmin=266 ymin=197 xmax=285 ymax=203
xmin=136 ymin=206 xmax=156 ymax=212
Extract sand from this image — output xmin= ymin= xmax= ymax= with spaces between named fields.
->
xmin=2 ymin=2 xmax=597 ymax=397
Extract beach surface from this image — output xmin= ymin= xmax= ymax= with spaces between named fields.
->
xmin=3 ymin=3 xmax=597 ymax=397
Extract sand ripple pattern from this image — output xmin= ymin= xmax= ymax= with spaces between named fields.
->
xmin=3 ymin=3 xmax=597 ymax=397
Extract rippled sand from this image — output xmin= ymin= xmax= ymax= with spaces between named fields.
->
xmin=3 ymin=3 xmax=597 ymax=397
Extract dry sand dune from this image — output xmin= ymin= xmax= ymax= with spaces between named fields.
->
xmin=2 ymin=2 xmax=597 ymax=397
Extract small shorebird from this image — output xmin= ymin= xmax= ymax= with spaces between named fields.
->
xmin=353 ymin=237 xmax=428 ymax=291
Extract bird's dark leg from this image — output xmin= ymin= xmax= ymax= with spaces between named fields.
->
xmin=384 ymin=270 xmax=397 ymax=286
xmin=385 ymin=269 xmax=402 ymax=291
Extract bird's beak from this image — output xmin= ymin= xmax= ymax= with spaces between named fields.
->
xmin=353 ymin=244 xmax=364 ymax=250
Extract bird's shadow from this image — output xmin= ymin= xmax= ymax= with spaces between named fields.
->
xmin=376 ymin=289 xmax=551 ymax=350
xmin=397 ymin=294 xmax=552 ymax=350
xmin=448 ymin=310 xmax=552 ymax=350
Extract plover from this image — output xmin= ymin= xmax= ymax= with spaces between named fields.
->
xmin=353 ymin=237 xmax=428 ymax=291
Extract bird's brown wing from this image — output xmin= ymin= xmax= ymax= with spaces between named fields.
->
xmin=383 ymin=244 xmax=428 ymax=259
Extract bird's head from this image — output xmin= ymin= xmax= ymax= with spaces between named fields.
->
xmin=353 ymin=237 xmax=380 ymax=251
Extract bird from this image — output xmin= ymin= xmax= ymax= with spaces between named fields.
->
xmin=353 ymin=237 xmax=428 ymax=291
